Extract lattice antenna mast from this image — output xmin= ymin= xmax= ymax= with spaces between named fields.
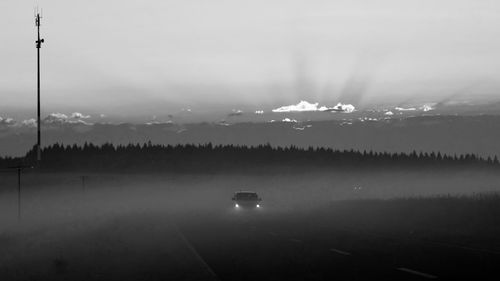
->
xmin=35 ymin=8 xmax=44 ymax=162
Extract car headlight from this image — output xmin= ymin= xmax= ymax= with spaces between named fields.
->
xmin=235 ymin=203 xmax=239 ymax=208
xmin=256 ymin=204 xmax=260 ymax=208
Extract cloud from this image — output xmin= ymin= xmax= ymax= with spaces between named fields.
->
xmin=218 ymin=120 xmax=231 ymax=126
xmin=145 ymin=120 xmax=174 ymax=125
xmin=420 ymin=104 xmax=434 ymax=112
xmin=145 ymin=113 xmax=172 ymax=125
xmin=69 ymin=119 xmax=93 ymax=125
xmin=272 ymin=101 xmax=356 ymax=113
xmin=227 ymin=109 xmax=243 ymax=117
xmin=293 ymin=124 xmax=312 ymax=130
xmin=385 ymin=111 xmax=394 ymax=116
xmin=273 ymin=101 xmax=319 ymax=112
xmin=338 ymin=104 xmax=356 ymax=113
xmin=70 ymin=112 xmax=91 ymax=119
xmin=319 ymin=103 xmax=356 ymax=113
xmin=44 ymin=113 xmax=69 ymax=123
xmin=282 ymin=118 xmax=298 ymax=123
xmin=394 ymin=107 xmax=417 ymax=111
xmin=359 ymin=117 xmax=378 ymax=122
xmin=43 ymin=113 xmax=92 ymax=125
xmin=0 ymin=116 xmax=16 ymax=126
xmin=255 ymin=110 xmax=264 ymax=115
xmin=394 ymin=104 xmax=435 ymax=112
xmin=21 ymin=118 xmax=37 ymax=127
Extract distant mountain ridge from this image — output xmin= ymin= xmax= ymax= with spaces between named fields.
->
xmin=1 ymin=115 xmax=500 ymax=158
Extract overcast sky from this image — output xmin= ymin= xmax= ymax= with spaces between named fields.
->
xmin=1 ymin=0 xmax=500 ymax=119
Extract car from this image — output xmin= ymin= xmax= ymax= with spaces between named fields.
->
xmin=232 ymin=191 xmax=262 ymax=209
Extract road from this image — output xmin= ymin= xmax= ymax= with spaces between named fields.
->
xmin=177 ymin=208 xmax=500 ymax=281
xmin=1 ymin=207 xmax=499 ymax=280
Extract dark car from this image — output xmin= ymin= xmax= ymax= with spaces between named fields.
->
xmin=232 ymin=191 xmax=262 ymax=209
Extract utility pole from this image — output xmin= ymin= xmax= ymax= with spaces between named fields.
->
xmin=81 ymin=175 xmax=87 ymax=193
xmin=35 ymin=9 xmax=44 ymax=162
xmin=1 ymin=166 xmax=33 ymax=221
xmin=17 ymin=168 xmax=21 ymax=221
xmin=13 ymin=166 xmax=33 ymax=221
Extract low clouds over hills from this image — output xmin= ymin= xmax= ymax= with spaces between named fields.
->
xmin=2 ymin=115 xmax=500 ymax=159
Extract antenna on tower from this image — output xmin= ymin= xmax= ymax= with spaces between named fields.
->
xmin=34 ymin=7 xmax=44 ymax=163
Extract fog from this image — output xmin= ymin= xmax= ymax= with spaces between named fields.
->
xmin=1 ymin=169 xmax=500 ymax=279
xmin=1 ymin=169 xmax=499 ymax=231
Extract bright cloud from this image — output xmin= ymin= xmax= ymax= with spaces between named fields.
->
xmin=272 ymin=101 xmax=355 ymax=113
xmin=420 ymin=104 xmax=435 ymax=112
xmin=44 ymin=113 xmax=69 ymax=123
xmin=71 ymin=112 xmax=91 ymax=119
xmin=394 ymin=107 xmax=417 ymax=111
xmin=282 ymin=118 xmax=298 ymax=123
xmin=272 ymin=101 xmax=319 ymax=112
xmin=395 ymin=104 xmax=434 ymax=112
xmin=320 ymin=103 xmax=356 ymax=113
xmin=385 ymin=111 xmax=394 ymax=116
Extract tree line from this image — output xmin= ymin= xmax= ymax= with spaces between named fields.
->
xmin=0 ymin=142 xmax=498 ymax=172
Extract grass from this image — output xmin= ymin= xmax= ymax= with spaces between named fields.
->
xmin=318 ymin=193 xmax=500 ymax=251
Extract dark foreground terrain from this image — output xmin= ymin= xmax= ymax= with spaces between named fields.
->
xmin=1 ymin=201 xmax=500 ymax=280
xmin=179 ymin=198 xmax=500 ymax=281
xmin=1 ymin=172 xmax=500 ymax=280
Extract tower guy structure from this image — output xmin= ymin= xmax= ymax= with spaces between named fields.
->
xmin=35 ymin=9 xmax=44 ymax=162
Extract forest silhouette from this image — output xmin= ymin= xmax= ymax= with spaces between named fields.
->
xmin=0 ymin=142 xmax=498 ymax=172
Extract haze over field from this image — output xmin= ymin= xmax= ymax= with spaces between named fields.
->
xmin=1 ymin=171 xmax=500 ymax=280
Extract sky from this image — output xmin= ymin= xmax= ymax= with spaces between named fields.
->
xmin=1 ymin=0 xmax=500 ymax=121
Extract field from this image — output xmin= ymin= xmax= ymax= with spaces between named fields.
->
xmin=1 ymin=169 xmax=500 ymax=280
